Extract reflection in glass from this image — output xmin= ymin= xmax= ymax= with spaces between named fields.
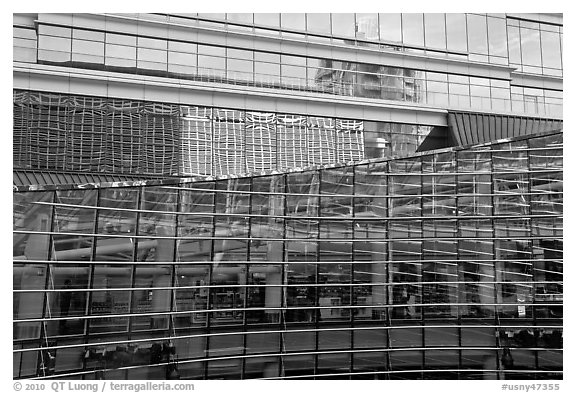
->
xmin=356 ymin=13 xmax=379 ymax=41
xmin=12 ymin=130 xmax=563 ymax=379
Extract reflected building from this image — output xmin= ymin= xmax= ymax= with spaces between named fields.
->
xmin=13 ymin=13 xmax=562 ymax=380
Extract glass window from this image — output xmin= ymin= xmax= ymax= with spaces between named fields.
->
xmin=168 ymin=42 xmax=197 ymax=74
xmin=402 ymin=13 xmax=424 ymax=47
xmin=138 ymin=37 xmax=167 ymax=50
xmin=137 ymin=47 xmax=167 ymax=70
xmin=541 ymin=31 xmax=562 ymax=70
xmin=331 ymin=13 xmax=355 ymax=38
xmin=254 ymin=52 xmax=280 ymax=84
xmin=487 ymin=16 xmax=508 ymax=58
xmin=281 ymin=13 xmax=306 ymax=31
xmin=168 ymin=57 xmax=197 ymax=78
xmin=379 ymin=13 xmax=402 ymax=43
xmin=356 ymin=13 xmax=379 ymax=41
xmin=227 ymin=48 xmax=253 ymax=80
xmin=446 ymin=14 xmax=467 ymax=52
xmin=72 ymin=28 xmax=103 ymax=41
xmin=254 ymin=13 xmax=280 ymax=28
xmin=71 ymin=39 xmax=104 ymax=63
xmin=198 ymin=45 xmax=225 ymax=76
xmin=467 ymin=14 xmax=488 ymax=55
xmin=198 ymin=13 xmax=225 ymax=21
xmin=281 ymin=54 xmax=306 ymax=85
xmin=96 ymin=188 xmax=138 ymax=262
xmin=424 ymin=13 xmax=446 ymax=50
xmin=38 ymin=24 xmax=71 ymax=38
xmin=520 ymin=27 xmax=542 ymax=66
xmin=306 ymin=13 xmax=331 ymax=35
xmin=227 ymin=13 xmax=253 ymax=24
xmin=507 ymin=24 xmax=522 ymax=64
xmin=106 ymin=33 xmax=136 ymax=46
xmin=106 ymin=43 xmax=136 ymax=60
xmin=38 ymin=35 xmax=71 ymax=62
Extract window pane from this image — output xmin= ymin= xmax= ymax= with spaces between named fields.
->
xmin=379 ymin=13 xmax=402 ymax=43
xmin=487 ymin=16 xmax=508 ymax=57
xmin=506 ymin=26 xmax=521 ymax=68
xmin=331 ymin=13 xmax=355 ymax=38
xmin=424 ymin=13 xmax=446 ymax=50
xmin=281 ymin=13 xmax=306 ymax=31
xmin=521 ymin=27 xmax=542 ymax=66
xmin=227 ymin=13 xmax=253 ymax=24
xmin=541 ymin=31 xmax=562 ymax=69
xmin=446 ymin=14 xmax=467 ymax=52
xmin=402 ymin=13 xmax=424 ymax=46
xmin=356 ymin=13 xmax=379 ymax=41
xmin=467 ymin=14 xmax=488 ymax=54
xmin=198 ymin=13 xmax=225 ymax=20
xmin=254 ymin=13 xmax=280 ymax=28
xmin=307 ymin=13 xmax=331 ymax=35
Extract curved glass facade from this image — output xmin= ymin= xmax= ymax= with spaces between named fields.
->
xmin=13 ymin=131 xmax=562 ymax=380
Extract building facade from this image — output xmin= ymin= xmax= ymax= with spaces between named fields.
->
xmin=13 ymin=13 xmax=562 ymax=380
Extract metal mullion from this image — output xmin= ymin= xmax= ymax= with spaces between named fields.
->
xmin=240 ymin=178 xmax=253 ymax=380
xmin=279 ymin=173 xmax=287 ymax=378
xmin=168 ymin=185 xmax=181 ymax=366
xmin=349 ymin=165 xmax=356 ymax=376
xmin=83 ymin=188 xmax=101 ymax=374
xmin=489 ymin=149 xmax=503 ymax=380
xmin=384 ymin=164 xmax=392 ymax=379
xmin=204 ymin=180 xmax=216 ymax=380
xmin=126 ymin=187 xmax=142 ymax=347
xmin=37 ymin=190 xmax=56 ymax=377
xmin=527 ymin=140 xmax=539 ymax=372
xmin=455 ymin=150 xmax=464 ymax=377
xmin=313 ymin=169 xmax=321 ymax=378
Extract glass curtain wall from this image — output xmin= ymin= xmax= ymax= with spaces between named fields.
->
xmin=25 ymin=23 xmax=563 ymax=116
xmin=14 ymin=131 xmax=562 ymax=380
